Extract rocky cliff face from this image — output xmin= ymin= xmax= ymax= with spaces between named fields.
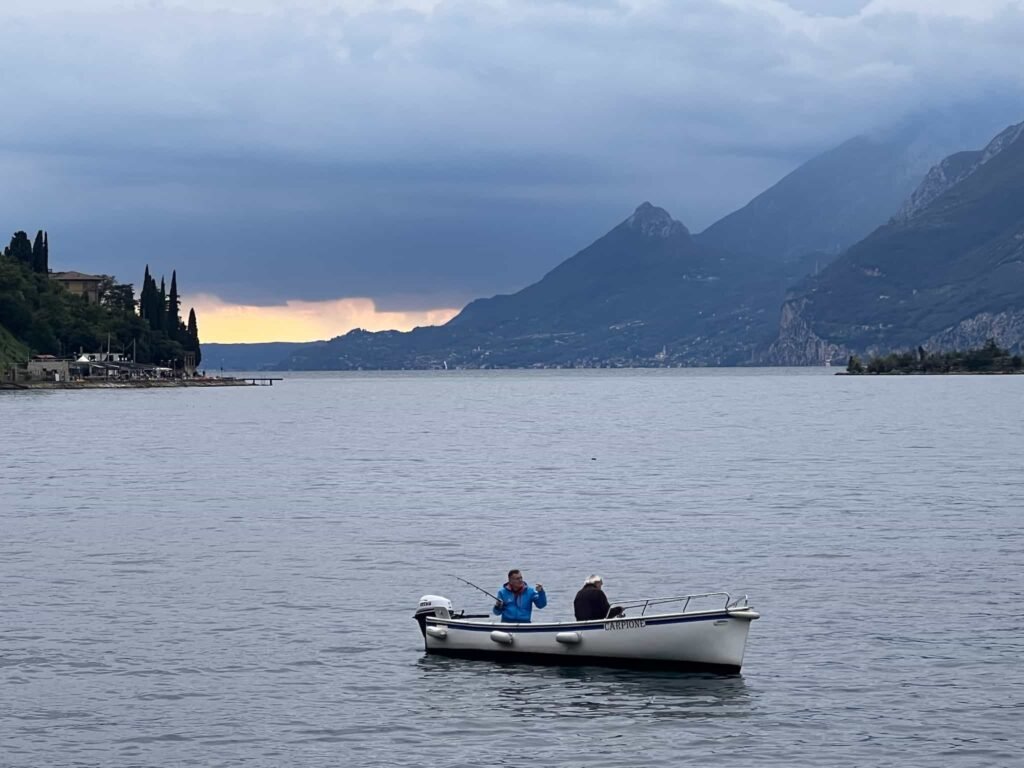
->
xmin=764 ymin=298 xmax=849 ymax=366
xmin=923 ymin=310 xmax=1024 ymax=354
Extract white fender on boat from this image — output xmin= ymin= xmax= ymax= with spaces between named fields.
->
xmin=425 ymin=625 xmax=448 ymax=639
xmin=555 ymin=631 xmax=582 ymax=645
xmin=727 ymin=609 xmax=761 ymax=620
xmin=490 ymin=630 xmax=514 ymax=645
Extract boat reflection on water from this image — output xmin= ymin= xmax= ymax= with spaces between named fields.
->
xmin=415 ymin=655 xmax=751 ymax=720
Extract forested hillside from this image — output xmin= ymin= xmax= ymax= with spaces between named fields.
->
xmin=0 ymin=230 xmax=202 ymax=372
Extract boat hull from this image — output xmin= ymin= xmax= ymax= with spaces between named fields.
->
xmin=425 ymin=647 xmax=742 ymax=674
xmin=423 ymin=609 xmax=756 ymax=675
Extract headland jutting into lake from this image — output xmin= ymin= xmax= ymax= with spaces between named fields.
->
xmin=843 ymin=340 xmax=1024 ymax=375
xmin=0 ymin=376 xmax=278 ymax=391
xmin=1 ymin=229 xmax=211 ymax=389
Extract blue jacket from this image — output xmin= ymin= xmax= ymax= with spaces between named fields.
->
xmin=493 ymin=582 xmax=547 ymax=623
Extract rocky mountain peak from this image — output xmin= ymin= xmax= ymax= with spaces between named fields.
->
xmin=625 ymin=202 xmax=689 ymax=239
xmin=896 ymin=120 xmax=1024 ymax=223
xmin=980 ymin=120 xmax=1024 ymax=161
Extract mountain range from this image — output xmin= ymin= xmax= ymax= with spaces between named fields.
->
xmin=274 ymin=202 xmax=774 ymax=369
xmin=197 ymin=107 xmax=1024 ymax=369
xmin=698 ymin=117 xmax=964 ymax=265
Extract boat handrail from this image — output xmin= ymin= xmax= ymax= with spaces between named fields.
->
xmin=612 ymin=591 xmax=749 ymax=617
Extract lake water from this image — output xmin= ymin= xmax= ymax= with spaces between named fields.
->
xmin=1 ymin=370 xmax=1021 ymax=767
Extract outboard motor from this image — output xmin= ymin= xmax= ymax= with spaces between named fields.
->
xmin=414 ymin=595 xmax=453 ymax=639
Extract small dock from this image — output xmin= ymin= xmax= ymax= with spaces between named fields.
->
xmin=241 ymin=377 xmax=283 ymax=386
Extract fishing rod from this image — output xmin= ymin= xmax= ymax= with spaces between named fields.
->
xmin=447 ymin=574 xmax=501 ymax=603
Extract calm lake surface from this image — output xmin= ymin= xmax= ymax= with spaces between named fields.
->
xmin=1 ymin=369 xmax=1021 ymax=767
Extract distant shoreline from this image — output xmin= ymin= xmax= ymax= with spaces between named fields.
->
xmin=838 ymin=370 xmax=1024 ymax=376
xmin=0 ymin=377 xmax=258 ymax=391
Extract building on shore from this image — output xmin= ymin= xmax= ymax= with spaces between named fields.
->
xmin=26 ymin=355 xmax=70 ymax=382
xmin=49 ymin=271 xmax=105 ymax=303
xmin=20 ymin=353 xmax=178 ymax=383
xmin=76 ymin=352 xmax=131 ymax=364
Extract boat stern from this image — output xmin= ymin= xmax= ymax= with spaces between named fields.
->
xmin=414 ymin=595 xmax=453 ymax=641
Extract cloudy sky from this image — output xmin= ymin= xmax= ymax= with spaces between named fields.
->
xmin=3 ymin=0 xmax=1023 ymax=342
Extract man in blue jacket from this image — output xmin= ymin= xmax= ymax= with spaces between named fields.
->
xmin=493 ymin=569 xmax=547 ymax=623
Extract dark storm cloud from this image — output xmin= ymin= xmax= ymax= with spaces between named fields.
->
xmin=2 ymin=0 xmax=1023 ymax=310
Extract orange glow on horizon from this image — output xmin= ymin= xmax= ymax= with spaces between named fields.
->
xmin=182 ymin=293 xmax=460 ymax=344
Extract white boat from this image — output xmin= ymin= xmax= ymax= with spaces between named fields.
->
xmin=414 ymin=591 xmax=760 ymax=674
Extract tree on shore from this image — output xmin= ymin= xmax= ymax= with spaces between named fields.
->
xmin=140 ymin=266 xmax=157 ymax=328
xmin=3 ymin=231 xmax=49 ymax=273
xmin=166 ymin=270 xmax=181 ymax=341
xmin=4 ymin=231 xmax=33 ymax=267
xmin=100 ymin=277 xmax=137 ymax=315
xmin=187 ymin=307 xmax=202 ymax=366
xmin=31 ymin=231 xmax=48 ymax=273
xmin=850 ymin=340 xmax=1023 ymax=374
xmin=158 ymin=277 xmax=166 ymax=333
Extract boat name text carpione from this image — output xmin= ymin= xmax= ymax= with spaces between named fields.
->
xmin=604 ymin=619 xmax=646 ymax=630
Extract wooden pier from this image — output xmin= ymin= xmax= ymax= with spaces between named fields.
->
xmin=241 ymin=377 xmax=283 ymax=386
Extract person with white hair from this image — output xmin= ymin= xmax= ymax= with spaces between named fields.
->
xmin=573 ymin=574 xmax=622 ymax=621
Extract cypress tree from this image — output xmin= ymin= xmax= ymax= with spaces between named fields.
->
xmin=167 ymin=271 xmax=180 ymax=340
xmin=5 ymin=231 xmax=33 ymax=266
xmin=187 ymin=308 xmax=202 ymax=366
xmin=158 ymin=277 xmax=167 ymax=332
xmin=140 ymin=266 xmax=154 ymax=327
xmin=141 ymin=267 xmax=162 ymax=331
xmin=147 ymin=273 xmax=158 ymax=324
xmin=31 ymin=230 xmax=46 ymax=273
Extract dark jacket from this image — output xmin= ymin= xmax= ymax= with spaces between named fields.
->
xmin=574 ymin=584 xmax=610 ymax=621
xmin=493 ymin=582 xmax=547 ymax=623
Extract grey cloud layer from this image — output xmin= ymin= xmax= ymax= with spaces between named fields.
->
xmin=2 ymin=0 xmax=1022 ymax=307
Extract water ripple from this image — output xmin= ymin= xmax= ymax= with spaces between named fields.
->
xmin=1 ymin=370 xmax=1021 ymax=767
